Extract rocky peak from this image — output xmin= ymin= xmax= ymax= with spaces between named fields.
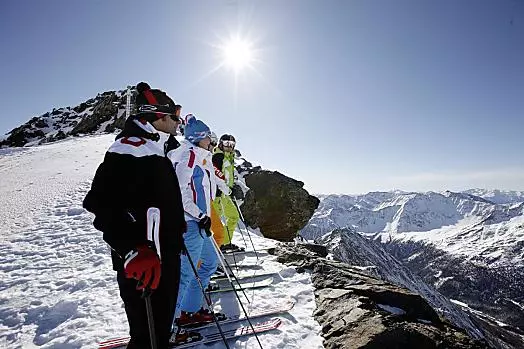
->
xmin=270 ymin=243 xmax=491 ymax=349
xmin=0 ymin=88 xmax=133 ymax=148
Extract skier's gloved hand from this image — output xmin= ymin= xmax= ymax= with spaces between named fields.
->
xmin=124 ymin=244 xmax=161 ymax=291
xmin=198 ymin=215 xmax=212 ymax=231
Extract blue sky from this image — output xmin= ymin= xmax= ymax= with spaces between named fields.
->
xmin=1 ymin=0 xmax=523 ymax=194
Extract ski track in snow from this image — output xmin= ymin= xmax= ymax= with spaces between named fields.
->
xmin=0 ymin=135 xmax=324 ymax=349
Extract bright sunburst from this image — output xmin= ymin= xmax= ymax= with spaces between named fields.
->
xmin=192 ymin=32 xmax=267 ymax=104
xmin=221 ymin=37 xmax=254 ymax=72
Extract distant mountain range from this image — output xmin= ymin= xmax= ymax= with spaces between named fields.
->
xmin=301 ymin=189 xmax=524 ymax=342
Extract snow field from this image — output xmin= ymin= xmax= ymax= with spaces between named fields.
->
xmin=0 ymin=135 xmax=324 ymax=349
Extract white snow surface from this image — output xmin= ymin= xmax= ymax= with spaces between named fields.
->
xmin=0 ymin=135 xmax=323 ymax=349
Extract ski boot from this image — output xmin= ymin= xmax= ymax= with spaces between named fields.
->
xmin=171 ymin=328 xmax=202 ymax=345
xmin=220 ymin=243 xmax=245 ymax=253
xmin=177 ymin=308 xmax=227 ymax=328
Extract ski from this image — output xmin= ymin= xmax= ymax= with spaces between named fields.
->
xmin=211 ymin=270 xmax=279 ymax=282
xmin=98 ymin=318 xmax=282 ymax=349
xmin=222 ymin=247 xmax=270 ymax=256
xmin=189 ymin=300 xmax=294 ymax=331
xmin=207 ymin=277 xmax=274 ymax=294
xmin=224 ymin=260 xmax=265 ymax=269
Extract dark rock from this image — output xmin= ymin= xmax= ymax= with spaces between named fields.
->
xmin=50 ymin=131 xmax=67 ymax=142
xmin=298 ymin=242 xmax=328 ymax=257
xmin=240 ymin=170 xmax=320 ymax=241
xmin=272 ymin=243 xmax=491 ymax=349
xmin=34 ymin=119 xmax=48 ymax=128
xmin=71 ymin=92 xmax=118 ymax=135
xmin=231 ymin=184 xmax=244 ymax=201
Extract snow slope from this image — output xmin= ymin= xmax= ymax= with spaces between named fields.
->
xmin=0 ymin=135 xmax=323 ymax=349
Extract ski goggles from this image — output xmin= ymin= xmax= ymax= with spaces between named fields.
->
xmin=138 ymin=104 xmax=182 ymax=122
xmin=190 ymin=130 xmax=213 ymax=142
xmin=222 ymin=140 xmax=236 ymax=148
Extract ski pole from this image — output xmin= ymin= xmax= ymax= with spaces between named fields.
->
xmin=220 ymin=198 xmax=239 ymax=272
xmin=211 ymin=237 xmax=252 ymax=305
xmin=142 ymin=207 xmax=160 ymax=349
xmin=223 ymin=224 xmax=239 ymax=272
xmin=211 ymin=238 xmax=264 ymax=349
xmin=142 ymin=290 xmax=157 ymax=349
xmin=232 ymin=198 xmax=259 ymax=260
xmin=181 ymin=240 xmax=231 ymax=349
xmin=229 ymin=196 xmax=249 ymax=251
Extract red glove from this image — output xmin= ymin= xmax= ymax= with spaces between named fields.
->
xmin=124 ymin=245 xmax=161 ymax=290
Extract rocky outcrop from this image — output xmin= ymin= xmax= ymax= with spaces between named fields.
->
xmin=70 ymin=91 xmax=125 ymax=135
xmin=318 ymin=229 xmax=524 ymax=349
xmin=0 ymin=89 xmax=130 ymax=148
xmin=240 ymin=170 xmax=319 ymax=241
xmin=270 ymin=243 xmax=491 ymax=348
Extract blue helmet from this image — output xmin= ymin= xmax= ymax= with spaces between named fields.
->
xmin=184 ymin=114 xmax=211 ymax=144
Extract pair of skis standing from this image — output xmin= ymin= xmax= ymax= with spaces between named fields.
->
xmin=84 ymin=82 xmax=287 ymax=349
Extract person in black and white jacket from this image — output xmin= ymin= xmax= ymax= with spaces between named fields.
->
xmin=83 ymin=82 xmax=185 ymax=349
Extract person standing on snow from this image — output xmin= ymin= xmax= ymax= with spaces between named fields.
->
xmin=212 ymin=134 xmax=242 ymax=252
xmin=209 ymin=132 xmax=229 ymax=248
xmin=83 ymin=82 xmax=186 ymax=349
xmin=167 ymin=114 xmax=223 ymax=327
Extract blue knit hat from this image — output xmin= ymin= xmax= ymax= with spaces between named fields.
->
xmin=184 ymin=114 xmax=211 ymax=144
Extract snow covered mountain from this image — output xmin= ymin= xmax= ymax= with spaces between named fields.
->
xmin=0 ymin=88 xmax=133 ymax=147
xmin=301 ymin=190 xmax=524 ymax=338
xmin=301 ymin=191 xmax=524 ymax=266
xmin=464 ymin=189 xmax=524 ymax=205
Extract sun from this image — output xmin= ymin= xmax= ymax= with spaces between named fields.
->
xmin=221 ymin=38 xmax=254 ymax=72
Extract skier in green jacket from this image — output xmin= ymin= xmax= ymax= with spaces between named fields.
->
xmin=211 ymin=134 xmax=243 ymax=252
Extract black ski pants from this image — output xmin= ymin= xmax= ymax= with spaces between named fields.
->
xmin=117 ymin=255 xmax=180 ymax=349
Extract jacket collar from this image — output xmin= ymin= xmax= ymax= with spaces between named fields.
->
xmin=180 ymin=139 xmax=212 ymax=163
xmin=116 ymin=118 xmax=160 ymax=142
xmin=214 ymin=147 xmax=234 ymax=159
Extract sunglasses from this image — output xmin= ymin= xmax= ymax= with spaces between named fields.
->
xmin=222 ymin=140 xmax=236 ymax=148
xmin=170 ymin=105 xmax=182 ymax=122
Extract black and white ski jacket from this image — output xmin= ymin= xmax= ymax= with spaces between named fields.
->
xmin=83 ymin=119 xmax=186 ymax=271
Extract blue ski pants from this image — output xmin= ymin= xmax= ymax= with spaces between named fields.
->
xmin=176 ymin=220 xmax=218 ymax=314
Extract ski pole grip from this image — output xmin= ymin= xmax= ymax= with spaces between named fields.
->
xmin=142 ymin=287 xmax=153 ymax=299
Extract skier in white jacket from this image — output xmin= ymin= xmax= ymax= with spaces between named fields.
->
xmin=166 ymin=114 xmax=222 ymax=328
